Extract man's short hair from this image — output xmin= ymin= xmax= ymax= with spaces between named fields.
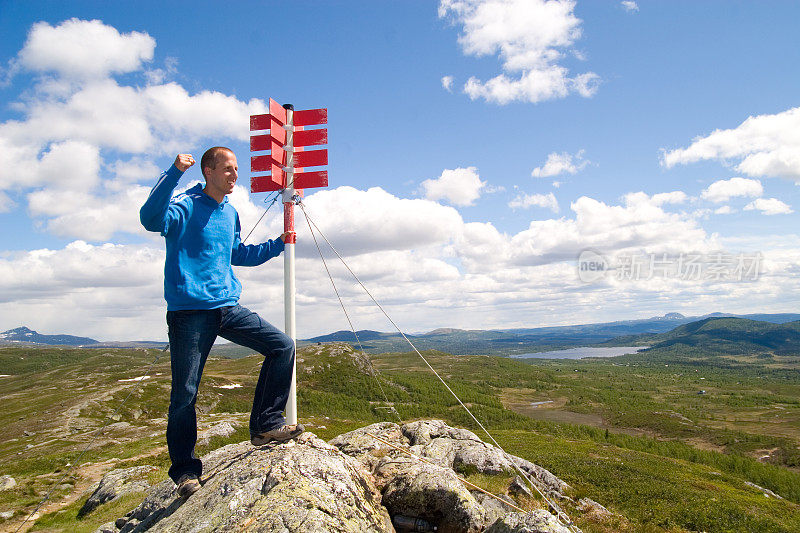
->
xmin=200 ymin=147 xmax=234 ymax=179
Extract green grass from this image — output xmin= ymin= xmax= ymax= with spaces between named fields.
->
xmin=3 ymin=342 xmax=800 ymax=532
xmin=495 ymin=430 xmax=800 ymax=533
xmin=29 ymin=490 xmax=152 ymax=532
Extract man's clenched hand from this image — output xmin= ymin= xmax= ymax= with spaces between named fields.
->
xmin=174 ymin=154 xmax=195 ymax=172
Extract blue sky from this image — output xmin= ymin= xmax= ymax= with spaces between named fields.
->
xmin=0 ymin=1 xmax=798 ymax=340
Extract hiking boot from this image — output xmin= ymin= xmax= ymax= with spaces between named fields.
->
xmin=176 ymin=473 xmax=201 ymax=497
xmin=251 ymin=423 xmax=305 ymax=446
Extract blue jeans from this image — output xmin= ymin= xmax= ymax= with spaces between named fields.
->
xmin=166 ymin=304 xmax=294 ymax=483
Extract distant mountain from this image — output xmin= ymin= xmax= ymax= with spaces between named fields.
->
xmin=304 ymin=330 xmax=393 ymax=343
xmin=299 ymin=312 xmax=800 ymax=356
xmin=0 ymin=326 xmax=98 ymax=346
xmin=612 ymin=318 xmax=800 ymax=356
xmin=6 ymin=311 xmax=799 ymax=356
xmin=657 ymin=312 xmax=685 ymax=320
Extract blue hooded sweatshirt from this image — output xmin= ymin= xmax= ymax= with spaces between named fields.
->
xmin=140 ymin=164 xmax=284 ymax=310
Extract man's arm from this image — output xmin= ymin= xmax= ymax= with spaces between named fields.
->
xmin=230 ymin=215 xmax=288 ymax=266
xmin=140 ymin=154 xmax=194 ymax=235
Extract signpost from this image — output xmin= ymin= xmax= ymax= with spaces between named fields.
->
xmin=250 ymin=99 xmax=328 ymax=425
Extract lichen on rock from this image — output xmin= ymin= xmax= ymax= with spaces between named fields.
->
xmin=99 ymin=420 xmax=578 ymax=533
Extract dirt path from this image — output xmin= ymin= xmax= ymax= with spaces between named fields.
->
xmin=3 ymin=445 xmax=167 ymax=533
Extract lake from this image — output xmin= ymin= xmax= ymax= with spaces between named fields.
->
xmin=511 ymin=346 xmax=649 ymax=359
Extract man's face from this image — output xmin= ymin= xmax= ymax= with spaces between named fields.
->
xmin=204 ymin=151 xmax=238 ymax=201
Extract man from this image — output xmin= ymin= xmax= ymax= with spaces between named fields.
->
xmin=140 ymin=147 xmax=303 ymax=498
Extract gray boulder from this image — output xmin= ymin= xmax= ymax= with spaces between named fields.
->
xmin=402 ymin=419 xmax=483 ymax=446
xmin=0 ymin=475 xmax=16 ymax=491
xmin=509 ymin=456 xmax=570 ymax=497
xmin=485 ymin=510 xmax=573 ymax=533
xmin=102 ymin=420 xmax=578 ymax=533
xmin=576 ymin=497 xmax=612 ymax=519
xmin=412 ymin=433 xmax=515 ymax=475
xmin=472 ymin=491 xmax=518 ymax=526
xmin=103 ymin=433 xmax=392 ymax=533
xmin=509 ymin=476 xmax=533 ymax=498
xmin=197 ymin=421 xmax=237 ymax=446
xmin=79 ymin=466 xmax=157 ymax=517
xmin=329 ymin=422 xmax=408 ymax=471
xmin=376 ymin=455 xmax=486 ymax=533
xmin=403 ymin=420 xmax=568 ymax=497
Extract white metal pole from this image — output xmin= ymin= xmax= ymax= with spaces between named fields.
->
xmin=282 ymin=103 xmax=297 ymax=426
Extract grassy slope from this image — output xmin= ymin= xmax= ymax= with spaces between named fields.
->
xmin=607 ymin=318 xmax=800 ymax=356
xmin=2 ymin=343 xmax=800 ymax=532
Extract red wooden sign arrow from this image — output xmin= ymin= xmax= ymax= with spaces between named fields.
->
xmin=251 ymin=154 xmax=279 ymax=173
xmin=294 ymin=170 xmax=328 ymax=189
xmin=294 ymin=108 xmax=327 ymax=126
xmin=250 ymin=133 xmax=282 ymax=152
xmin=251 ymin=169 xmax=328 ymax=193
xmin=251 ymin=149 xmax=327 ymax=172
xmin=294 ymin=128 xmax=327 ymax=147
xmin=251 ymin=128 xmax=327 ymax=151
xmin=251 ymin=174 xmax=283 ymax=192
xmin=269 ymin=98 xmax=286 ymax=124
xmin=250 ymin=100 xmax=328 ymax=194
xmin=250 ymin=115 xmax=286 ymax=143
xmin=249 ymin=114 xmax=270 ymax=131
xmin=293 ymin=148 xmax=327 ymax=168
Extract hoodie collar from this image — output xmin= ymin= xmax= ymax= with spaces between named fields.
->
xmin=187 ymin=183 xmax=228 ymax=206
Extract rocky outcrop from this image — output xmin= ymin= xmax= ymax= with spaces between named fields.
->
xmin=333 ymin=420 xmax=575 ymax=532
xmin=328 ymin=421 xmax=406 ymax=472
xmin=484 ymin=511 xmax=572 ymax=533
xmin=400 ymin=420 xmax=569 ymax=496
xmin=98 ymin=433 xmax=391 ymax=532
xmin=97 ymin=421 xmax=577 ymax=533
xmin=79 ymin=466 xmax=157 ymax=517
xmin=472 ymin=492 xmax=517 ymax=526
xmin=377 ymin=455 xmax=486 ymax=533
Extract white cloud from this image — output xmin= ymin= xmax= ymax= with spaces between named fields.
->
xmin=27 ymin=185 xmax=152 ymax=241
xmin=439 ymin=0 xmax=600 ymax=104
xmin=2 ymin=21 xmax=795 ymax=341
xmin=0 ymin=140 xmax=101 ymax=192
xmin=3 ymin=184 xmax=797 ymax=340
xmin=299 ymin=186 xmax=465 ymax=256
xmin=0 ymin=79 xmax=265 ymax=158
xmin=0 ymin=191 xmax=15 ymax=213
xmin=107 ymin=157 xmax=162 ymax=185
xmin=420 ymin=167 xmax=487 ymax=206
xmin=441 ymin=75 xmax=454 ymax=92
xmin=621 ymin=1 xmax=639 ymax=12
xmin=744 ymin=198 xmax=793 ymax=215
xmin=531 ymin=150 xmax=588 ymax=178
xmin=662 ymin=107 xmax=800 ymax=181
xmin=509 ymin=192 xmax=559 ymax=212
xmin=714 ymin=206 xmax=734 ymax=215
xmin=649 ymin=191 xmax=688 ymax=206
xmin=0 ymin=19 xmax=267 ymax=242
xmin=0 ymin=241 xmax=169 ymax=340
xmin=701 ymin=177 xmax=763 ymax=203
xmin=458 ymin=191 xmax=716 ymax=270
xmin=16 ymin=18 xmax=155 ymax=79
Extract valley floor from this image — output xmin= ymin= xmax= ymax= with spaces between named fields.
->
xmin=1 ymin=343 xmax=799 ymax=532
